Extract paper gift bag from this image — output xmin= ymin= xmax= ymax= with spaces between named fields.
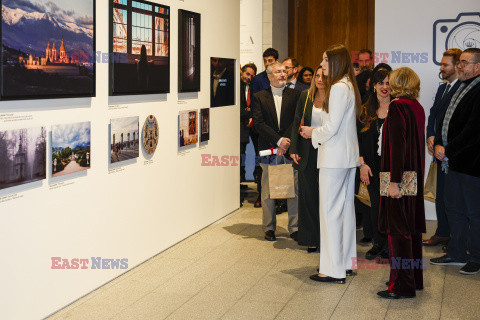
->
xmin=424 ymin=161 xmax=437 ymax=203
xmin=355 ymin=182 xmax=371 ymax=207
xmin=268 ymin=164 xmax=295 ymax=199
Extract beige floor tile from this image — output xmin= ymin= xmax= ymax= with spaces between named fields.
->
xmin=221 ymin=300 xmax=285 ymax=320
xmin=112 ymin=291 xmax=194 ymax=320
xmin=440 ymin=266 xmax=480 ymax=319
xmin=165 ymin=293 xmax=237 ymax=320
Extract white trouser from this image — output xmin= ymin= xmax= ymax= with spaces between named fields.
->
xmin=318 ymin=167 xmax=357 ymax=279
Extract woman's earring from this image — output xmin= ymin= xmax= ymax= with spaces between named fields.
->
xmin=374 ymin=88 xmax=376 ymax=93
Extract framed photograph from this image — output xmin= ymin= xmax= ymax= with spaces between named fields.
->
xmin=109 ymin=0 xmax=170 ymax=95
xmin=200 ymin=108 xmax=209 ymax=142
xmin=52 ymin=122 xmax=91 ymax=177
xmin=178 ymin=10 xmax=200 ymax=92
xmin=0 ymin=127 xmax=46 ymax=190
xmin=142 ymin=115 xmax=158 ymax=155
xmin=1 ymin=0 xmax=96 ymax=100
xmin=210 ymin=57 xmax=235 ymax=107
xmin=110 ymin=116 xmax=139 ymax=163
xmin=178 ymin=110 xmax=198 ymax=147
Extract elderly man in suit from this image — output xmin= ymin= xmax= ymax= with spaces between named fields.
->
xmin=423 ymin=48 xmax=462 ymax=247
xmin=252 ymin=61 xmax=301 ymax=241
xmin=431 ymin=48 xmax=480 ymax=275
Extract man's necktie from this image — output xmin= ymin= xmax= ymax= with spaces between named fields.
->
xmin=442 ymin=83 xmax=451 ymax=99
xmin=246 ymin=87 xmax=251 ymax=107
xmin=286 ymin=82 xmax=292 ymax=88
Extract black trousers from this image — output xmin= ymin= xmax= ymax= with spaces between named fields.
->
xmin=297 ymin=149 xmax=319 ymax=247
xmin=240 ymin=141 xmax=248 ymax=180
xmin=364 ymin=167 xmax=387 ymax=248
xmin=434 ymin=163 xmax=450 ymax=237
xmin=444 ymin=169 xmax=480 ymax=263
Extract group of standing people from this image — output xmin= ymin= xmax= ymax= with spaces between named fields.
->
xmin=241 ymin=44 xmax=480 ymax=299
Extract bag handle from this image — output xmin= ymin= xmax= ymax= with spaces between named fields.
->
xmin=297 ymin=91 xmax=310 ymax=134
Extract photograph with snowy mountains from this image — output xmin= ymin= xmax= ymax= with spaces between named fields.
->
xmin=1 ymin=0 xmax=95 ymax=99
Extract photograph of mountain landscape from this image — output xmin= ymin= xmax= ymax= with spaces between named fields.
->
xmin=52 ymin=122 xmax=91 ymax=178
xmin=1 ymin=0 xmax=95 ymax=99
xmin=110 ymin=0 xmax=170 ymax=95
xmin=0 ymin=127 xmax=47 ymax=190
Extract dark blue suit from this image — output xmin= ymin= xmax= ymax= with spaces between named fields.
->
xmin=250 ymin=71 xmax=270 ymax=95
xmin=426 ymin=80 xmax=461 ymax=238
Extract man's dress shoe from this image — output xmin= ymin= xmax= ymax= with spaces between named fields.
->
xmin=264 ymin=230 xmax=276 ymax=241
xmin=422 ymin=235 xmax=450 ymax=246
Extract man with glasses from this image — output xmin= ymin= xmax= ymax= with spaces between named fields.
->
xmin=251 ymin=62 xmax=301 ymax=241
xmin=423 ymin=48 xmax=462 ymax=249
xmin=283 ymin=57 xmax=309 ymax=92
xmin=431 ymin=48 xmax=480 ymax=275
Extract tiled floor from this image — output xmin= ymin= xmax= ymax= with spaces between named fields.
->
xmin=49 ymin=183 xmax=480 ymax=320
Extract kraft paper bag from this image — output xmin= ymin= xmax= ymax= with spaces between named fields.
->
xmin=268 ymin=163 xmax=295 ymax=199
xmin=424 ymin=161 xmax=437 ymax=203
xmin=355 ymin=182 xmax=371 ymax=207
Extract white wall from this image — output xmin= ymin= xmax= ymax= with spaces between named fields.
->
xmin=0 ymin=0 xmax=240 ymax=319
xmin=240 ymin=0 xmax=263 ymax=68
xmin=375 ymin=0 xmax=480 ymax=220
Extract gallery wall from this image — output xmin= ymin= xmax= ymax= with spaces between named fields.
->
xmin=0 ymin=0 xmax=240 ymax=319
xmin=375 ymin=0 xmax=480 ymax=220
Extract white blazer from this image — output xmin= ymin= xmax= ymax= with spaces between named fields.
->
xmin=311 ymin=76 xmax=360 ymax=169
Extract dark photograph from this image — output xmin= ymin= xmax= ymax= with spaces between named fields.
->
xmin=210 ymin=57 xmax=235 ymax=107
xmin=1 ymin=0 xmax=95 ymax=100
xmin=0 ymin=127 xmax=46 ymax=190
xmin=110 ymin=0 xmax=170 ymax=95
xmin=178 ymin=10 xmax=200 ymax=92
xmin=200 ymin=108 xmax=209 ymax=142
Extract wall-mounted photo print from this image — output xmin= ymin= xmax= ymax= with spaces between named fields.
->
xmin=210 ymin=57 xmax=235 ymax=107
xmin=52 ymin=122 xmax=91 ymax=177
xmin=0 ymin=127 xmax=46 ymax=190
xmin=178 ymin=110 xmax=198 ymax=147
xmin=110 ymin=0 xmax=170 ymax=95
xmin=110 ymin=116 xmax=139 ymax=163
xmin=178 ymin=10 xmax=200 ymax=92
xmin=1 ymin=0 xmax=96 ymax=100
xmin=142 ymin=115 xmax=158 ymax=155
xmin=200 ymin=108 xmax=209 ymax=142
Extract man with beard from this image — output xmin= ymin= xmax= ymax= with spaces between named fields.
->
xmin=431 ymin=48 xmax=480 ymax=275
xmin=423 ymin=48 xmax=462 ymax=248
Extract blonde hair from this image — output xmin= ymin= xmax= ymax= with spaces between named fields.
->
xmin=389 ymin=67 xmax=420 ymax=100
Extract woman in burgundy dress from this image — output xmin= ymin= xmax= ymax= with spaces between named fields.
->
xmin=377 ymin=67 xmax=426 ymax=299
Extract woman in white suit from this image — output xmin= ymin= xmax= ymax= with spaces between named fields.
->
xmin=301 ymin=44 xmax=362 ymax=283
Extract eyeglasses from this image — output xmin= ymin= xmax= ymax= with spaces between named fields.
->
xmin=456 ymin=60 xmax=478 ymax=67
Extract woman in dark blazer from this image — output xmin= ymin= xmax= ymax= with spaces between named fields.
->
xmin=358 ymin=68 xmax=391 ymax=260
xmin=290 ymin=66 xmax=325 ymax=252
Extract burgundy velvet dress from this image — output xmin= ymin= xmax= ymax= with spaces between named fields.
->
xmin=379 ymin=98 xmax=426 ymax=296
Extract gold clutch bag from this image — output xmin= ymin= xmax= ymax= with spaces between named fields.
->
xmin=379 ymin=171 xmax=417 ymax=196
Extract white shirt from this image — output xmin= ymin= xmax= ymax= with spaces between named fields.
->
xmin=244 ymin=84 xmax=250 ymax=101
xmin=311 ymin=105 xmax=323 ymax=127
xmin=271 ymin=85 xmax=285 ymax=146
xmin=287 ymin=78 xmax=297 ymax=89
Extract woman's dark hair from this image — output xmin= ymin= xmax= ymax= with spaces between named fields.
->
xmin=372 ymin=63 xmax=392 ymax=74
xmin=358 ymin=69 xmax=390 ymax=132
xmin=356 ymin=70 xmax=372 ymax=102
xmin=298 ymin=67 xmax=313 ymax=84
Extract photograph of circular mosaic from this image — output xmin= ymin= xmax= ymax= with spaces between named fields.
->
xmin=142 ymin=115 xmax=159 ymax=155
